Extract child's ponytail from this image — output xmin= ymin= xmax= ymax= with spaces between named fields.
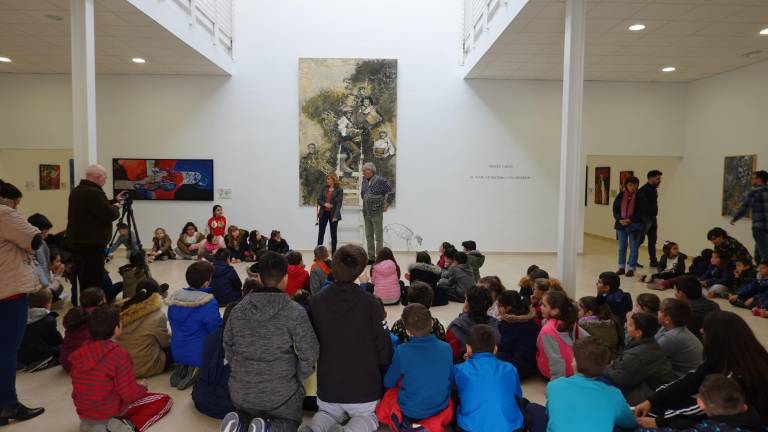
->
xmin=545 ymin=291 xmax=578 ymax=333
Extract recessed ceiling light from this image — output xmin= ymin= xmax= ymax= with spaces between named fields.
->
xmin=760 ymin=28 xmax=768 ymax=35
xmin=0 ymin=57 xmax=11 ymax=63
xmin=131 ymin=57 xmax=146 ymax=64
xmin=662 ymin=66 xmax=676 ymax=72
xmin=628 ymin=24 xmax=646 ymax=32
xmin=44 ymin=14 xmax=64 ymax=21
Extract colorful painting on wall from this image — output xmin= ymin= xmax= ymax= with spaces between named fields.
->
xmin=39 ymin=164 xmax=61 ymax=190
xmin=113 ymin=159 xmax=214 ymax=201
xmin=594 ymin=167 xmax=611 ymax=205
xmin=298 ymin=58 xmax=397 ymax=207
xmin=722 ymin=155 xmax=756 ymax=217
xmin=619 ymin=170 xmax=634 ymax=192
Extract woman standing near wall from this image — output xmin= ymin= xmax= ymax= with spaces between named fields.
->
xmin=0 ymin=180 xmax=45 ymax=425
xmin=613 ymin=176 xmax=644 ymax=277
xmin=317 ymin=173 xmax=343 ymax=254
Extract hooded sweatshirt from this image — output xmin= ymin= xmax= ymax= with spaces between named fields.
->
xmin=465 ymin=250 xmax=485 ymax=282
xmin=497 ymin=315 xmax=539 ymax=379
xmin=371 ymin=259 xmax=401 ymax=304
xmin=287 ymin=264 xmax=310 ymax=297
xmin=18 ymin=307 xmax=62 ymax=365
xmin=61 ymin=306 xmax=97 ymax=372
xmin=407 ymin=262 xmax=445 ymax=305
xmin=210 ymin=259 xmax=243 ymax=306
xmin=310 ymin=282 xmax=392 ymax=403
xmin=224 ymin=288 xmax=319 ymax=413
xmin=166 ymin=288 xmax=222 ymax=368
xmin=192 ymin=326 xmax=233 ymax=419
xmin=437 ymin=263 xmax=476 ymax=302
xmin=70 ymin=339 xmax=147 ymax=421
xmin=116 ymin=293 xmax=171 ymax=378
xmin=446 ymin=313 xmax=500 ymax=363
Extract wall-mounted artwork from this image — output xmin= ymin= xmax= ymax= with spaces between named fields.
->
xmin=619 ymin=170 xmax=634 ymax=192
xmin=585 ymin=165 xmax=589 ymax=207
xmin=113 ymin=159 xmax=214 ymax=201
xmin=722 ymin=155 xmax=756 ymax=217
xmin=594 ymin=167 xmax=610 ymax=205
xmin=39 ymin=164 xmax=61 ymax=190
xmin=299 ymin=58 xmax=398 ymax=207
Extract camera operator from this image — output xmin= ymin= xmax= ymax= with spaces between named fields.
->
xmin=66 ymin=164 xmax=127 ymax=305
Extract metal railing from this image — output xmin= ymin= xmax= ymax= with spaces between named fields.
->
xmin=172 ymin=0 xmax=234 ymax=56
xmin=463 ymin=0 xmax=505 ymax=64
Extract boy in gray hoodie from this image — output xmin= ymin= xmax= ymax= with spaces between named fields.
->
xmin=221 ymin=252 xmax=320 ymax=432
xmin=437 ymin=250 xmax=476 ymax=303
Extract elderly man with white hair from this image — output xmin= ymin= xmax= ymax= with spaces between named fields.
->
xmin=65 ymin=164 xmax=125 ymax=305
xmin=361 ymin=162 xmax=392 ymax=263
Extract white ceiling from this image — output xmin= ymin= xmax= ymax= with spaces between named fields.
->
xmin=0 ymin=0 xmax=228 ymax=75
xmin=468 ymin=0 xmax=768 ymax=82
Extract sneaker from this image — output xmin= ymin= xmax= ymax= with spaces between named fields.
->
xmin=170 ymin=364 xmax=188 ymax=388
xmin=221 ymin=412 xmax=243 ymax=432
xmin=177 ymin=366 xmax=199 ymax=390
xmin=636 ymin=263 xmax=644 ymax=269
xmin=24 ymin=356 xmax=57 ymax=373
xmin=625 ymin=270 xmax=635 ymax=278
xmin=617 ymin=268 xmax=626 ymax=276
xmin=248 ymin=417 xmax=269 ymax=432
xmin=649 ymin=261 xmax=659 ymax=268
xmin=107 ymin=418 xmax=136 ymax=432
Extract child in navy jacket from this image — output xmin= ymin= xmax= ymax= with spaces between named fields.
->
xmin=209 ymin=249 xmax=243 ymax=306
xmin=496 ymin=290 xmax=538 ymax=379
xmin=192 ymin=301 xmax=236 ymax=419
xmin=595 ymin=272 xmax=633 ymax=325
xmin=729 ymin=261 xmax=768 ymax=309
xmin=18 ymin=287 xmax=62 ymax=371
xmin=701 ymin=251 xmax=735 ymax=298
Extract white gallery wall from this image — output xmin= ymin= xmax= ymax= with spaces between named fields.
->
xmin=2 ymin=0 xmax=759 ymax=254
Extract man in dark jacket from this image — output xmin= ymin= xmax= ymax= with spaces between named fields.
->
xmin=637 ymin=170 xmax=662 ymax=267
xmin=303 ymin=245 xmax=392 ymax=432
xmin=66 ymin=165 xmax=124 ymax=305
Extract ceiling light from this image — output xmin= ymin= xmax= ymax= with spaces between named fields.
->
xmin=131 ymin=57 xmax=146 ymax=64
xmin=760 ymin=28 xmax=768 ymax=35
xmin=661 ymin=66 xmax=676 ymax=72
xmin=0 ymin=57 xmax=11 ymax=63
xmin=628 ymin=24 xmax=646 ymax=32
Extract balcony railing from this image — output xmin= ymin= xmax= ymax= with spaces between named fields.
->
xmin=172 ymin=0 xmax=234 ymax=56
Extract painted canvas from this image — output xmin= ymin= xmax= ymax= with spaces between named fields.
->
xmin=299 ymin=58 xmax=397 ymax=207
xmin=619 ymin=170 xmax=634 ymax=192
xmin=113 ymin=159 xmax=214 ymax=201
xmin=595 ymin=167 xmax=611 ymax=205
xmin=722 ymin=155 xmax=756 ymax=217
xmin=39 ymin=164 xmax=61 ymax=190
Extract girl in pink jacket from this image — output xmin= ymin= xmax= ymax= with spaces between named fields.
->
xmin=536 ymin=291 xmax=588 ymax=380
xmin=371 ymin=248 xmax=402 ymax=305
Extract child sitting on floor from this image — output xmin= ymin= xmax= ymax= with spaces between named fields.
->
xmin=267 ymin=230 xmax=290 ymax=254
xmin=18 ymin=287 xmax=63 ymax=372
xmin=604 ymin=312 xmax=675 ymax=406
xmin=635 ymin=292 xmax=661 ymax=315
xmin=107 ymin=222 xmax=141 ymax=261
xmin=286 ymin=251 xmax=310 ymax=297
xmin=518 ymin=266 xmax=549 ymax=300
xmin=116 ymin=279 xmax=172 ymax=379
xmin=437 ymin=250 xmax=476 ymax=303
xmin=309 ymin=246 xmax=332 ymax=295
xmin=405 ymin=251 xmax=444 ymax=305
xmin=377 ymin=304 xmax=453 ymax=431
xmin=27 ymin=213 xmax=65 ymax=302
xmin=577 ymin=296 xmax=623 ymax=359
xmin=462 ymin=240 xmax=485 ymax=282
xmin=732 ymin=256 xmax=757 ymax=292
xmin=675 ymin=275 xmax=720 ymax=339
xmin=210 ymin=249 xmax=243 ymax=307
xmin=655 ymin=298 xmax=703 ymax=379
xmin=528 ymin=277 xmax=555 ymax=328
xmin=70 ymin=305 xmax=172 ymax=432
xmin=224 ymin=225 xmax=249 ymax=263
xmin=701 ymin=251 xmax=735 ymax=298
xmin=644 ymin=241 xmax=687 ymax=289
xmin=477 ymin=276 xmax=505 ymax=320
xmin=198 ymin=234 xmax=221 ymax=262
xmin=729 ymin=260 xmax=768 ymax=309
xmin=454 ymin=324 xmax=524 ymax=431
xmin=546 ymin=337 xmax=637 ymax=431
xmin=496 ymin=290 xmax=538 ymax=379
xmin=390 ymin=282 xmax=446 ymax=344
xmin=167 ymin=261 xmax=222 ymax=390
xmin=436 ymin=242 xmax=454 ymax=270
xmin=247 ymin=230 xmax=268 ymax=262
xmin=175 ymin=222 xmax=205 ymax=260
xmin=537 ymin=291 xmax=587 ymax=380
xmin=596 ymin=271 xmax=633 ymax=326
xmin=446 ymin=288 xmax=499 ymax=363
xmin=148 ymin=227 xmax=175 ymax=262
xmin=688 ymin=249 xmax=713 ymax=278
xmin=371 ymin=247 xmax=402 ymax=305
xmin=60 ymin=287 xmax=106 ymax=372
xmin=118 ymin=250 xmax=152 ymax=301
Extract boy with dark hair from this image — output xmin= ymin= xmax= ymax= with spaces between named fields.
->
xmin=596 ymin=271 xmax=633 ymax=325
xmin=18 ymin=288 xmax=63 ymax=372
xmin=706 ymin=227 xmax=753 ymax=267
xmin=454 ymin=324 xmax=523 ymax=431
xmin=547 ymin=337 xmax=637 ymax=431
xmin=376 ymin=304 xmax=453 ymax=431
xmin=107 ymin=222 xmax=140 ymax=260
xmin=167 ymin=261 xmax=222 ymax=390
xmin=309 ymin=246 xmax=332 ymax=295
xmin=732 ymin=257 xmax=757 ymax=292
xmin=390 ymin=282 xmax=446 ymax=343
xmin=605 ymin=313 xmax=675 ymax=405
xmin=210 ymin=249 xmax=243 ymax=307
xmin=302 ymin=245 xmax=392 ymax=432
xmin=461 ymin=240 xmax=484 ymax=282
xmin=70 ymin=305 xmax=172 ymax=432
xmin=437 ymin=249 xmax=475 ymax=303
xmin=286 ymin=250 xmax=310 ymax=297
xmin=729 ymin=261 xmax=768 ymax=309
xmin=674 ymin=275 xmax=720 ymax=339
xmin=222 ymin=252 xmax=319 ymax=432
xmin=655 ymin=298 xmax=703 ymax=378
xmin=27 ymin=213 xmax=66 ymax=301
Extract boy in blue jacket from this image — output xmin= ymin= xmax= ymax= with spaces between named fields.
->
xmin=729 ymin=261 xmax=768 ymax=309
xmin=210 ymin=249 xmax=243 ymax=306
xmin=596 ymin=271 xmax=633 ymax=325
xmin=377 ymin=304 xmax=453 ymax=430
xmin=167 ymin=260 xmax=222 ymax=390
xmin=454 ymin=324 xmax=523 ymax=432
xmin=547 ymin=337 xmax=637 ymax=432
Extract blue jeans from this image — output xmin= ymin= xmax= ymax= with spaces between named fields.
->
xmin=617 ymin=229 xmax=640 ymax=270
xmin=0 ymin=296 xmax=28 ymax=405
xmin=754 ymin=227 xmax=768 ymax=264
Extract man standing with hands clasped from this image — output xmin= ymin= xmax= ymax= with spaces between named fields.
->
xmin=731 ymin=170 xmax=768 ymax=263
xmin=638 ymin=170 xmax=662 ymax=268
xmin=361 ymin=163 xmax=392 ymax=265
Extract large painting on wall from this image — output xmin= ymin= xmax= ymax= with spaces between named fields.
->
xmin=113 ymin=159 xmax=214 ymax=201
xmin=299 ymin=58 xmax=397 ymax=207
xmin=595 ymin=167 xmax=610 ymax=205
xmin=39 ymin=164 xmax=61 ymax=190
xmin=722 ymin=155 xmax=756 ymax=217
xmin=619 ymin=170 xmax=634 ymax=192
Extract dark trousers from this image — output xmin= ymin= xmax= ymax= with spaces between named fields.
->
xmin=234 ymin=386 xmax=304 ymax=432
xmin=643 ymin=218 xmax=658 ymax=263
xmin=317 ymin=211 xmax=339 ymax=253
xmin=72 ymin=248 xmax=107 ymax=306
xmin=0 ymin=296 xmax=28 ymax=405
xmin=754 ymin=227 xmax=768 ymax=264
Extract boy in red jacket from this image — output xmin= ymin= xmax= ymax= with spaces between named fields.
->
xmin=286 ymin=251 xmax=310 ymax=297
xmin=70 ymin=305 xmax=172 ymax=432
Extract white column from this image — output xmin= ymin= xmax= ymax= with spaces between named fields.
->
xmin=70 ymin=0 xmax=98 ymax=181
xmin=556 ymin=0 xmax=586 ymax=297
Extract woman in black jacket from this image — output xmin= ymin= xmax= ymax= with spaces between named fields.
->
xmin=613 ymin=176 xmax=645 ymax=277
xmin=316 ymin=173 xmax=343 ymax=254
xmin=635 ymin=311 xmax=768 ymax=428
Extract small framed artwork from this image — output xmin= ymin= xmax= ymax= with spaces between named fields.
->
xmin=39 ymin=164 xmax=61 ymax=190
xmin=619 ymin=170 xmax=634 ymax=192
xmin=594 ymin=167 xmax=610 ymax=205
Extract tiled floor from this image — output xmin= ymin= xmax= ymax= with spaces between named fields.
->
xmin=8 ymin=236 xmax=767 ymax=432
